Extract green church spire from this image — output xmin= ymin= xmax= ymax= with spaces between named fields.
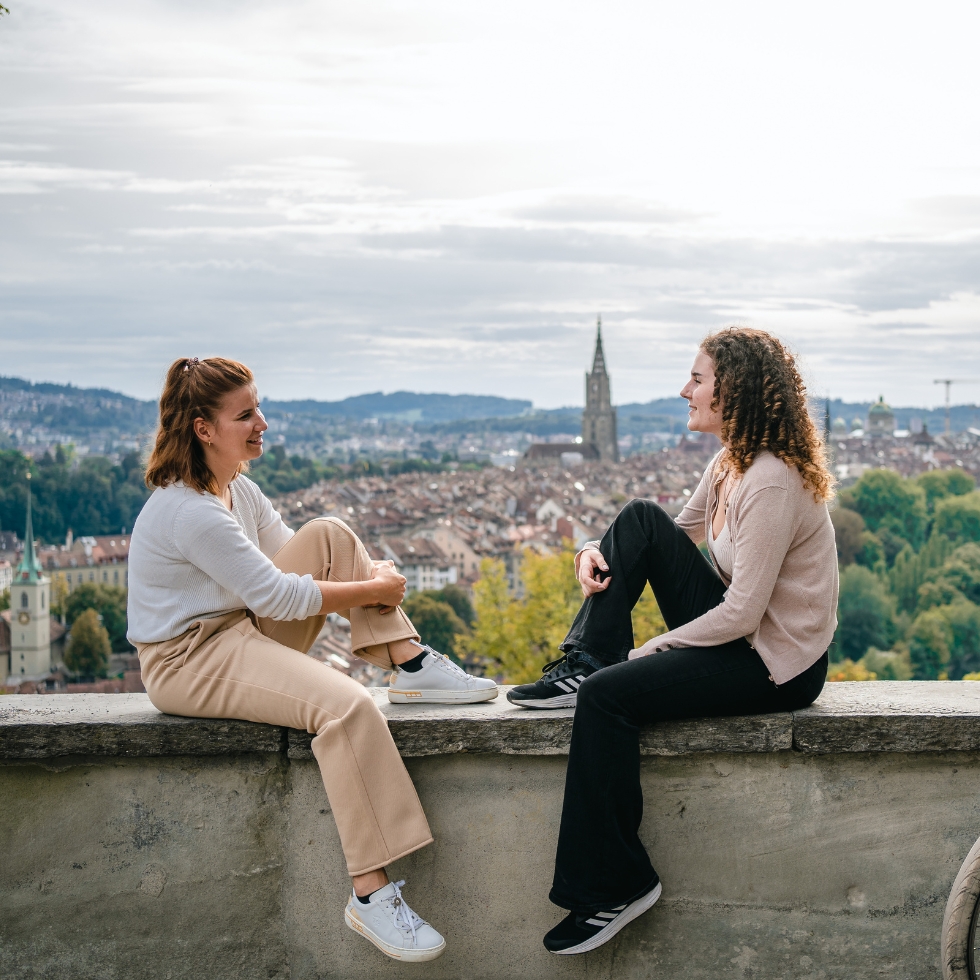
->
xmin=15 ymin=472 xmax=42 ymax=583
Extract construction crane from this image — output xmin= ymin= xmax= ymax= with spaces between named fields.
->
xmin=933 ymin=379 xmax=979 ymax=437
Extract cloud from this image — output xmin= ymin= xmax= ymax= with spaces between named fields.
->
xmin=1 ymin=0 xmax=980 ymax=410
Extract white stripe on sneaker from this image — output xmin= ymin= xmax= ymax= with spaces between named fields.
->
xmin=567 ymin=677 xmax=582 ymax=689
xmin=585 ymin=918 xmax=608 ymax=927
xmin=554 ymin=680 xmax=574 ymax=693
xmin=595 ymin=912 xmax=617 ymax=919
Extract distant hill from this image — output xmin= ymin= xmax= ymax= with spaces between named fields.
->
xmin=0 ymin=376 xmax=157 ymax=435
xmin=2 ymin=376 xmax=976 ymax=436
xmin=263 ymin=391 xmax=532 ymax=422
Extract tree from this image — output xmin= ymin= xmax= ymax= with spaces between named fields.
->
xmin=458 ymin=558 xmax=522 ymax=679
xmin=425 ymin=584 xmax=475 ymax=627
xmin=827 ymin=659 xmax=877 ymax=681
xmin=632 ymin=585 xmax=666 ymax=645
xmin=0 ymin=588 xmax=9 ymax=612
xmin=889 ymin=534 xmax=954 ymax=613
xmin=401 ymin=593 xmax=467 ymax=662
xmin=831 ymin=508 xmax=865 ymax=566
xmin=861 ymin=646 xmax=913 ymax=680
xmin=932 ymin=492 xmax=980 ymax=546
xmin=917 ymin=469 xmax=976 ymax=513
xmin=64 ymin=583 xmax=130 ymax=652
xmin=855 ymin=531 xmax=885 ymax=570
xmin=908 ymin=606 xmax=953 ymax=680
xmin=839 ymin=470 xmax=927 ymax=548
xmin=833 ymin=565 xmax=898 ymax=662
xmin=0 ymin=448 xmax=151 ymax=541
xmin=944 ymin=600 xmax=980 ymax=680
xmin=460 ymin=548 xmax=581 ymax=684
xmin=64 ymin=608 xmax=111 ymax=678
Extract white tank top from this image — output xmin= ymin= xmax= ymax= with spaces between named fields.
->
xmin=709 ymin=519 xmax=734 ymax=578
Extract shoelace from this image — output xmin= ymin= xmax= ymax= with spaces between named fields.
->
xmin=417 ymin=643 xmax=469 ymax=679
xmin=540 ymin=654 xmax=578 ymax=679
xmin=388 ymin=880 xmax=423 ymax=944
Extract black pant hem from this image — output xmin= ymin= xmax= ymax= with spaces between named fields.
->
xmin=549 ymin=872 xmax=661 ymax=914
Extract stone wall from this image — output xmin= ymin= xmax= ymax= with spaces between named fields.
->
xmin=3 ymin=683 xmax=980 ymax=980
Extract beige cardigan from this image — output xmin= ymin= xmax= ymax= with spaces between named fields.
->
xmin=617 ymin=451 xmax=838 ymax=685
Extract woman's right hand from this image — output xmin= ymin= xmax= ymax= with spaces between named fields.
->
xmin=368 ymin=560 xmax=407 ymax=613
xmin=577 ymin=547 xmax=610 ymax=597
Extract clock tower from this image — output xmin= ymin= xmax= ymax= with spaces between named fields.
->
xmin=9 ymin=474 xmax=51 ymax=679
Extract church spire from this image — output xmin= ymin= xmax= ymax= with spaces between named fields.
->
xmin=591 ymin=315 xmax=606 ymax=375
xmin=16 ymin=471 xmax=42 ymax=583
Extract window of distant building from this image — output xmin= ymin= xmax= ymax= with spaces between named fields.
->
xmin=41 ymin=593 xmax=45 ymax=608
xmin=21 ymin=592 xmax=28 ymax=608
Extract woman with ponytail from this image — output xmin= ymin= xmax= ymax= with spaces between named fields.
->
xmin=507 ymin=328 xmax=838 ymax=955
xmin=129 ymin=357 xmax=496 ymax=963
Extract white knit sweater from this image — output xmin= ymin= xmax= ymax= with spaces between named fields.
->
xmin=127 ymin=475 xmax=322 ymax=644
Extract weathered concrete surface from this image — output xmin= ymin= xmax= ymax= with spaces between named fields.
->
xmin=0 ymin=753 xmax=290 ymax=980
xmin=286 ymin=689 xmax=792 ymax=759
xmin=4 ymin=684 xmax=980 ymax=979
xmin=795 ymin=681 xmax=980 ymax=753
xmin=284 ymin=751 xmax=976 ymax=980
xmin=0 ymin=692 xmax=284 ymax=758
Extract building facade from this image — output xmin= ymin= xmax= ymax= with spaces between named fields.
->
xmin=8 ymin=477 xmax=52 ymax=680
xmin=581 ymin=316 xmax=619 ymax=462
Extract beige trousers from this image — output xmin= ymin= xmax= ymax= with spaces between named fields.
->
xmin=137 ymin=517 xmax=433 ymax=876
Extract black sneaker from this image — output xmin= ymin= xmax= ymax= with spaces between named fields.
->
xmin=543 ymin=880 xmax=662 ymax=955
xmin=506 ymin=654 xmax=597 ymax=709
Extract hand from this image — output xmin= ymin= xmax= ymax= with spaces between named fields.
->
xmin=367 ymin=560 xmax=407 ymax=614
xmin=577 ymin=547 xmax=610 ymax=597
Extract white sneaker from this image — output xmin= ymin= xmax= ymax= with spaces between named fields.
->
xmin=344 ymin=879 xmax=447 ymax=962
xmin=387 ymin=642 xmax=499 ymax=704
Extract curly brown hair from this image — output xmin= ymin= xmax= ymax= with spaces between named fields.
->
xmin=145 ymin=357 xmax=254 ymax=494
xmin=700 ymin=327 xmax=835 ymax=502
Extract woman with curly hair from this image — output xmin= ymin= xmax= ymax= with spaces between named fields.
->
xmin=507 ymin=327 xmax=838 ymax=955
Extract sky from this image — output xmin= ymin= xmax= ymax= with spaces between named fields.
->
xmin=2 ymin=0 xmax=980 ymax=409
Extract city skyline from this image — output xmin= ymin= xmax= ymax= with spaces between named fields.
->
xmin=2 ymin=1 xmax=979 ymax=408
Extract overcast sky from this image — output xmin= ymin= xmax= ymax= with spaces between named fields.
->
xmin=2 ymin=0 xmax=979 ymax=409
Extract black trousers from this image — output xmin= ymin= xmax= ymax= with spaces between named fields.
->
xmin=550 ymin=498 xmax=827 ymax=912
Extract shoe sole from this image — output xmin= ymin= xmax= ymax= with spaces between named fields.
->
xmin=387 ymin=687 xmax=499 ymax=704
xmin=345 ymin=905 xmax=447 ymax=962
xmin=507 ymin=692 xmax=577 ymax=709
xmin=552 ymin=882 xmax=663 ymax=955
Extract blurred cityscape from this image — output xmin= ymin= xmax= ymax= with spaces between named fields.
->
xmin=2 ymin=328 xmax=980 ymax=693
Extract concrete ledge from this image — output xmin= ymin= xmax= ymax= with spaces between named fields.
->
xmin=793 ymin=681 xmax=980 ymax=753
xmin=5 ymin=682 xmax=980 ymax=979
xmin=5 ymin=682 xmax=980 ymax=760
xmin=287 ymin=691 xmax=791 ymax=759
xmin=0 ymin=692 xmax=285 ymax=759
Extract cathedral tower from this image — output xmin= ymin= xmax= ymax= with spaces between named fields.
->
xmin=10 ymin=473 xmax=51 ymax=679
xmin=581 ymin=316 xmax=619 ymax=462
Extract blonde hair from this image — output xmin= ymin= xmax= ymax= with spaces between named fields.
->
xmin=700 ymin=327 xmax=835 ymax=502
xmin=145 ymin=357 xmax=254 ymax=494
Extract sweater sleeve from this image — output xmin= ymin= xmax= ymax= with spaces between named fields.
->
xmin=640 ymin=483 xmax=795 ymax=653
xmin=245 ymin=478 xmax=295 ymax=559
xmin=172 ymin=496 xmax=322 ymax=622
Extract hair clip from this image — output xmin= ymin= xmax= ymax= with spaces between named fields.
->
xmin=184 ymin=357 xmax=200 ymax=371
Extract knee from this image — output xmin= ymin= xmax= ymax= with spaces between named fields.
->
xmin=342 ymin=683 xmax=384 ymax=725
xmin=309 ymin=516 xmax=356 ymax=539
xmin=622 ymin=497 xmax=664 ymax=521
xmin=575 ymin=669 xmax=616 ymax=715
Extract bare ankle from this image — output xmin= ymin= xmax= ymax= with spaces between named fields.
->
xmin=352 ymin=868 xmax=389 ymax=898
xmin=389 ymin=638 xmax=421 ymax=665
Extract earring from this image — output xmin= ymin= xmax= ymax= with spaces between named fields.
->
xmin=208 ymin=440 xmax=212 ymax=447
